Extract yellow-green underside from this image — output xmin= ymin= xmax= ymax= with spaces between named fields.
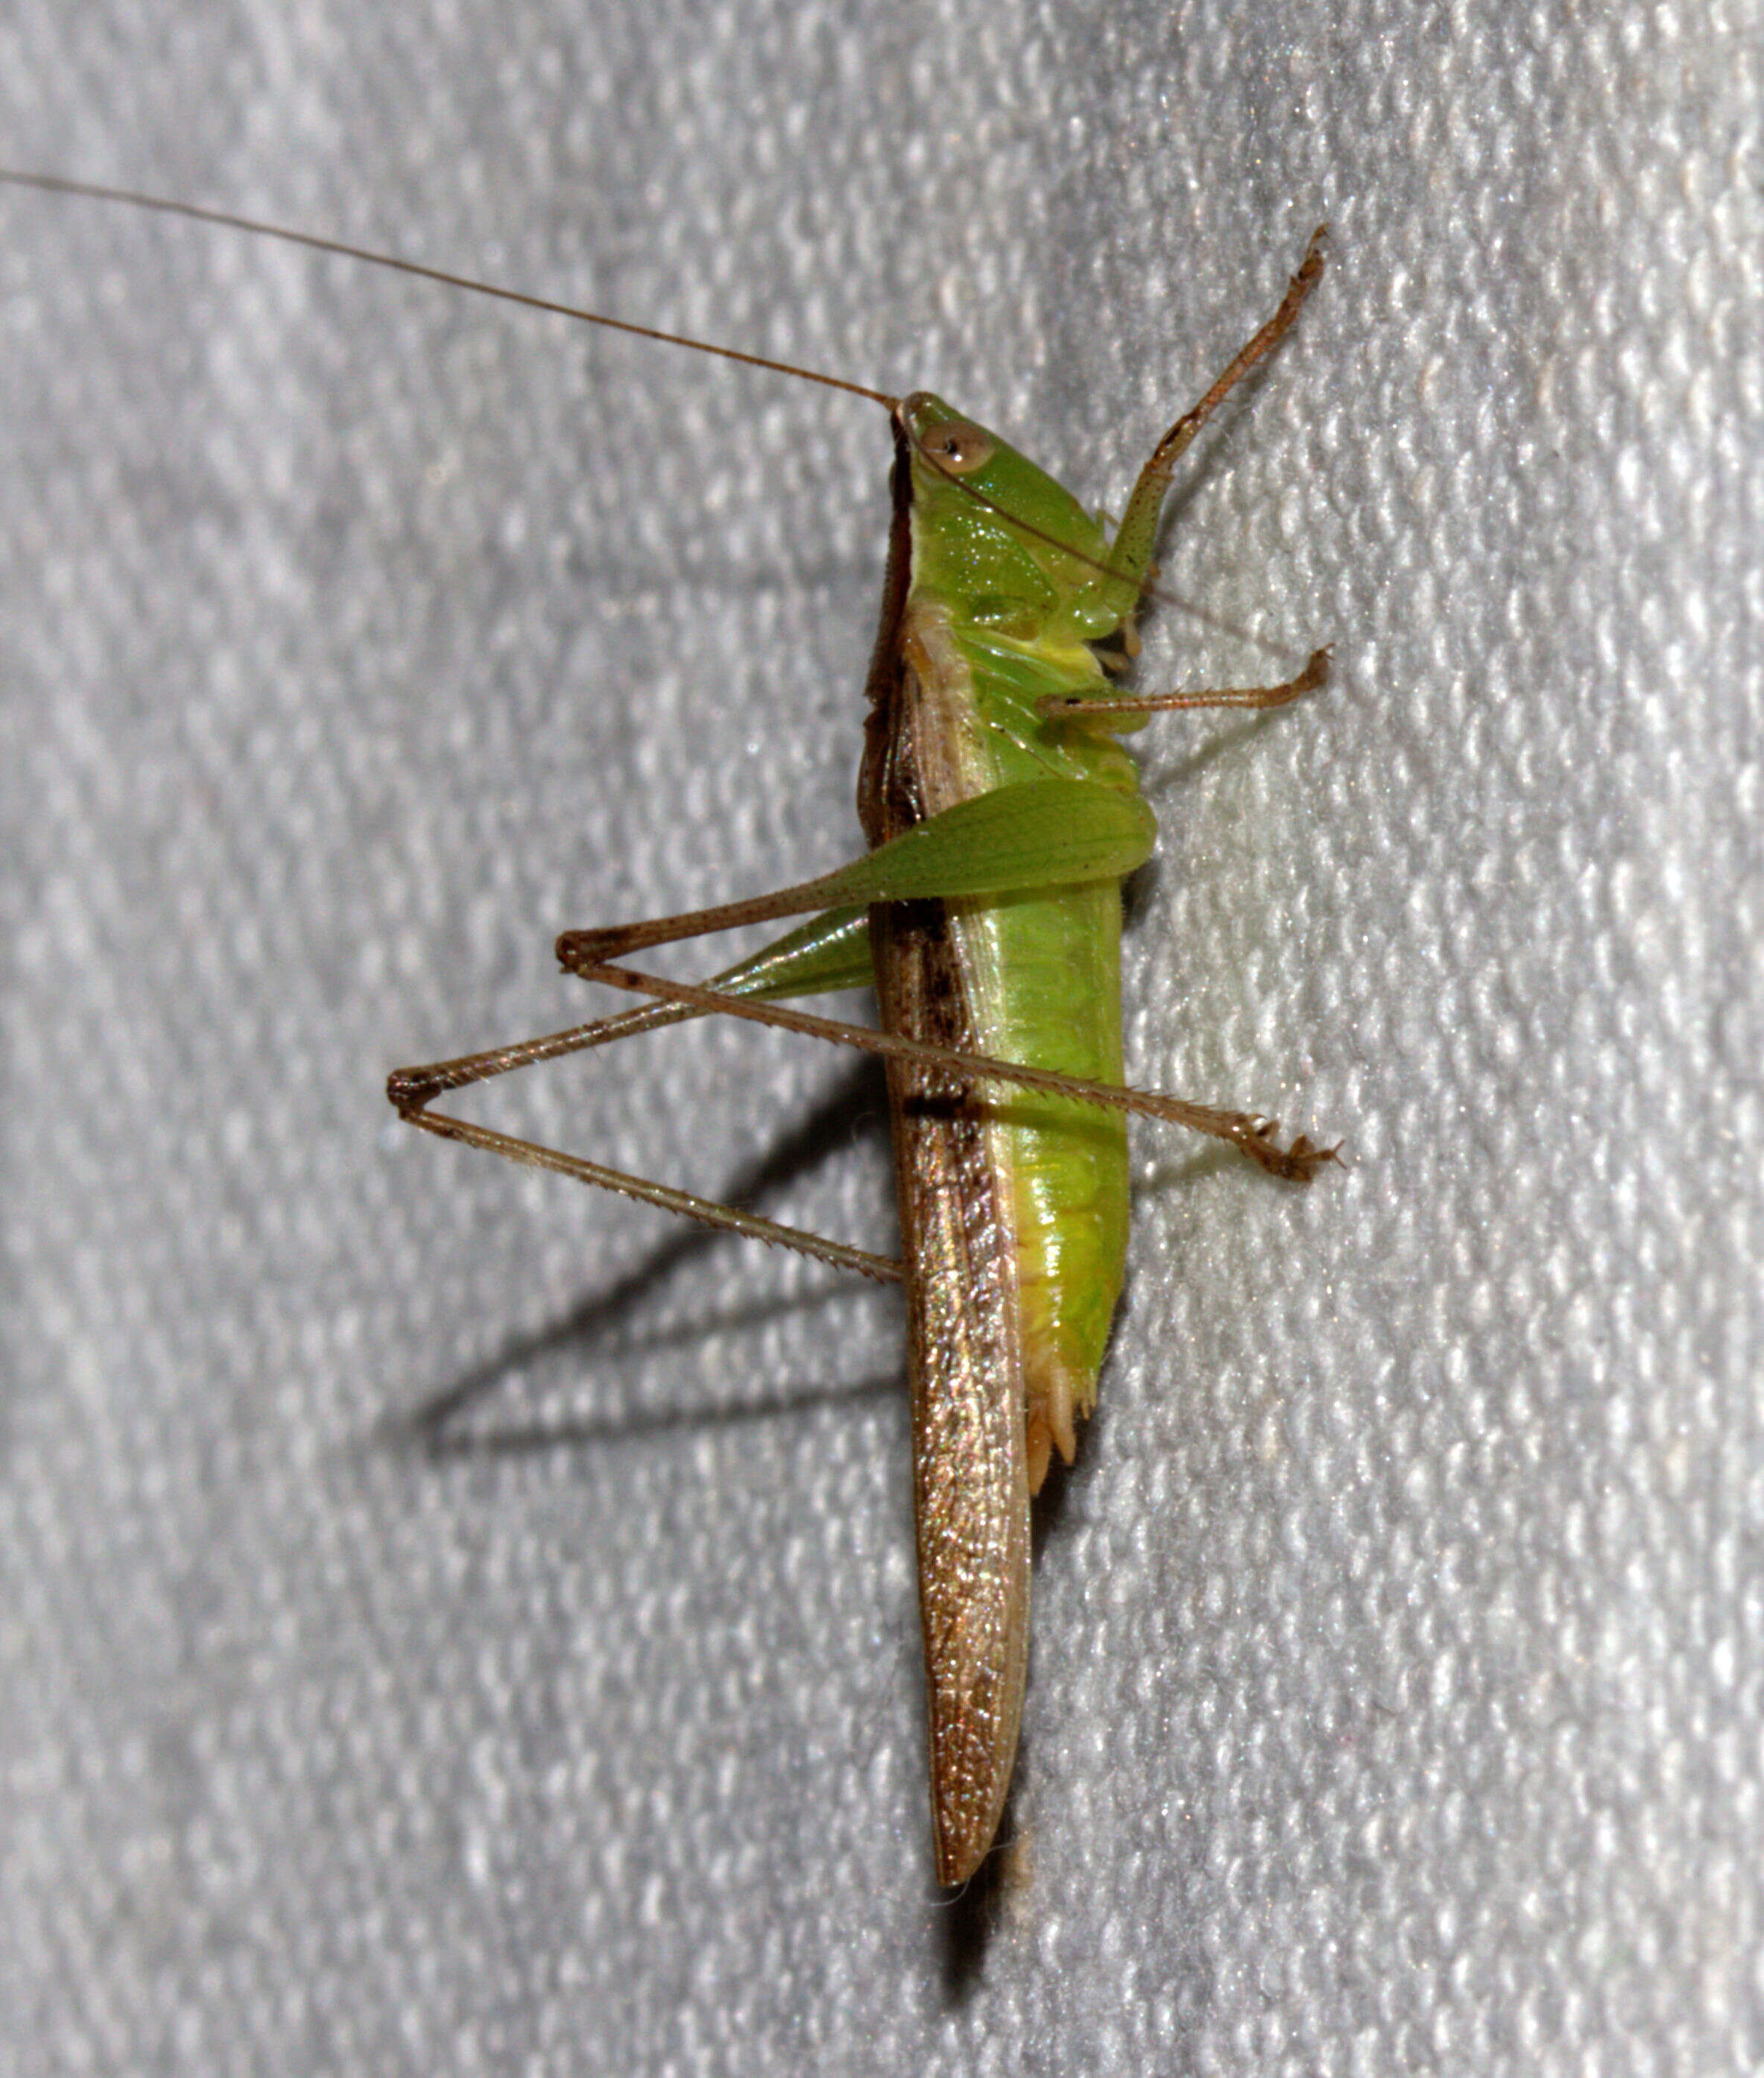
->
xmin=943 ymin=618 xmax=1140 ymax=1429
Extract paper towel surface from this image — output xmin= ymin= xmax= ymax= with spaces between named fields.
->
xmin=2 ymin=2 xmax=1757 ymax=2071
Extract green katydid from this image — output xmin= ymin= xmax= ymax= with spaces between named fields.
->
xmin=1 ymin=169 xmax=1335 ymax=1886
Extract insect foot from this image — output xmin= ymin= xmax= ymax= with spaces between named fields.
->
xmin=1230 ymin=1119 xmax=1343 ymax=1181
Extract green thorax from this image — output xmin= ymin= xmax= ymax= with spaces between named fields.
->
xmin=901 ymin=390 xmax=1145 ymax=651
xmin=899 ymin=391 xmax=1144 ymax=799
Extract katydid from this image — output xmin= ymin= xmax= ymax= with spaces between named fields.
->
xmin=1 ymin=171 xmax=1335 ymax=1887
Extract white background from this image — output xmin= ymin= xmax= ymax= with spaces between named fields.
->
xmin=2 ymin=1 xmax=1757 ymax=2071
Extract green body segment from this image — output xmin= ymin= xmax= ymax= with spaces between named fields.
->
xmin=891 ymin=393 xmax=1157 ymax=1485
xmin=709 ymin=392 xmax=1163 ymax=1494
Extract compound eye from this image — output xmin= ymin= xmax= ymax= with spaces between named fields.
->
xmin=917 ymin=418 xmax=995 ymax=475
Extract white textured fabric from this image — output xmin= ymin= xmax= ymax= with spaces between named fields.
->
xmin=2 ymin=3 xmax=1757 ymax=2071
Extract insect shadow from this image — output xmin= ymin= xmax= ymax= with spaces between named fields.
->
xmin=385 ymin=1054 xmax=900 ymax=1460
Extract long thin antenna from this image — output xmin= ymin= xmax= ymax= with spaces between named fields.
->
xmin=0 ymin=168 xmax=900 ymax=411
xmin=6 ymin=170 xmax=1325 ymax=660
